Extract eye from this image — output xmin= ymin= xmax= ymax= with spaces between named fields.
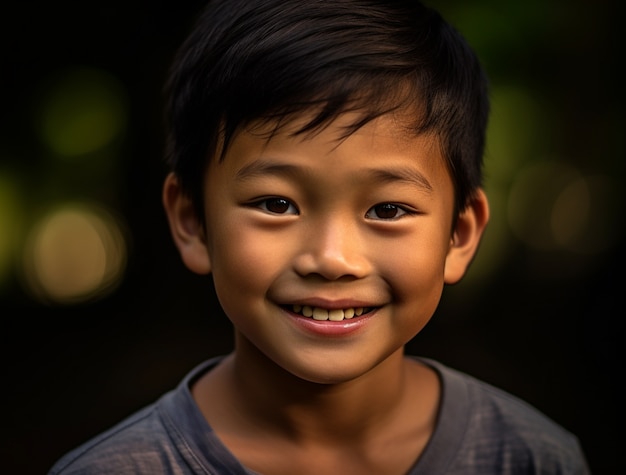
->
xmin=365 ymin=203 xmax=410 ymax=220
xmin=255 ymin=197 xmax=299 ymax=215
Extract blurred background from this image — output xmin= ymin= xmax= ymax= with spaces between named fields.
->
xmin=0 ymin=0 xmax=623 ymax=473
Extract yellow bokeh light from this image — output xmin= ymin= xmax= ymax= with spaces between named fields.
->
xmin=21 ymin=203 xmax=128 ymax=304
xmin=551 ymin=176 xmax=591 ymax=248
xmin=507 ymin=162 xmax=620 ymax=256
xmin=38 ymin=67 xmax=128 ymax=158
xmin=507 ymin=161 xmax=581 ymax=251
xmin=551 ymin=174 xmax=620 ymax=255
xmin=0 ymin=172 xmax=23 ymax=289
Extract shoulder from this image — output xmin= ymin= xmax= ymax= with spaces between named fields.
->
xmin=415 ymin=358 xmax=590 ymax=474
xmin=47 ymin=357 xmax=230 ymax=475
xmin=48 ymin=401 xmax=178 ymax=475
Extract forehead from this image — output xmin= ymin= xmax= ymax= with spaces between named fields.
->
xmin=209 ymin=111 xmax=452 ymax=194
xmin=241 ymin=108 xmax=437 ymax=155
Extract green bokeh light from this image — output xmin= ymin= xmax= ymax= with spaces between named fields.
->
xmin=465 ymin=85 xmax=547 ymax=282
xmin=38 ymin=68 xmax=128 ymax=158
xmin=485 ymin=85 xmax=548 ymax=183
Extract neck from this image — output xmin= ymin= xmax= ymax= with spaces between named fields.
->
xmin=225 ymin=335 xmax=410 ymax=443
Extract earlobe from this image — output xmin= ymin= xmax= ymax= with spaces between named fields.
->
xmin=444 ymin=188 xmax=489 ymax=284
xmin=162 ymin=172 xmax=212 ymax=275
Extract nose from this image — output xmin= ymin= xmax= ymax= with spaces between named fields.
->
xmin=293 ymin=215 xmax=371 ymax=281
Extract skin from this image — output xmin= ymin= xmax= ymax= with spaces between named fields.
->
xmin=163 ymin=112 xmax=489 ymax=474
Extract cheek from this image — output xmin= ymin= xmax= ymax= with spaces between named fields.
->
xmin=207 ymin=215 xmax=286 ymax=301
xmin=379 ymin=232 xmax=449 ymax=307
xmin=386 ymin=249 xmax=447 ymax=343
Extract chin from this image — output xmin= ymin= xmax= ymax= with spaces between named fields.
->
xmin=276 ymin=352 xmax=391 ymax=386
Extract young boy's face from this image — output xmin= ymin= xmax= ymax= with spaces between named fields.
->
xmin=165 ymin=112 xmax=487 ymax=384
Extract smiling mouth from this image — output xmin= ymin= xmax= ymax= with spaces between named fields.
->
xmin=286 ymin=305 xmax=375 ymax=321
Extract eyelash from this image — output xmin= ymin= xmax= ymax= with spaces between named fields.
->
xmin=252 ymin=197 xmax=299 ymax=215
xmin=365 ymin=203 xmax=416 ymax=221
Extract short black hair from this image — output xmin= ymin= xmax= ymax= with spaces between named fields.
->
xmin=164 ymin=0 xmax=489 ymax=222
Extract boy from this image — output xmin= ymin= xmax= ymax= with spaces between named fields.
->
xmin=49 ymin=0 xmax=590 ymax=473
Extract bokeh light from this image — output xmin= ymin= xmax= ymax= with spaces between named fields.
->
xmin=0 ymin=171 xmax=23 ymax=290
xmin=507 ymin=161 xmax=581 ymax=251
xmin=485 ymin=85 xmax=549 ymax=181
xmin=20 ymin=203 xmax=128 ymax=305
xmin=551 ymin=173 xmax=620 ymax=254
xmin=507 ymin=162 xmax=619 ymax=256
xmin=37 ymin=68 xmax=128 ymax=158
xmin=464 ymin=85 xmax=548 ymax=282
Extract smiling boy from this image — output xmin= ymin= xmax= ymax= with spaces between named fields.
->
xmin=49 ymin=1 xmax=589 ymax=474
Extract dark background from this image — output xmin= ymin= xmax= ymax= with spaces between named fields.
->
xmin=0 ymin=1 xmax=623 ymax=473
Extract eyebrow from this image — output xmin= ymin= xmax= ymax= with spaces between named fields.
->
xmin=366 ymin=167 xmax=433 ymax=193
xmin=235 ymin=159 xmax=433 ymax=193
xmin=235 ymin=159 xmax=304 ymax=182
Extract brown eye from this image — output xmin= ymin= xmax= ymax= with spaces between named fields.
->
xmin=266 ymin=198 xmax=290 ymax=213
xmin=257 ymin=198 xmax=298 ymax=215
xmin=374 ymin=204 xmax=399 ymax=219
xmin=365 ymin=203 xmax=409 ymax=220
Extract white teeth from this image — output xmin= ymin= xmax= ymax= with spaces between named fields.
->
xmin=291 ymin=305 xmax=368 ymax=321
xmin=328 ymin=309 xmax=344 ymax=321
xmin=312 ymin=308 xmax=329 ymax=320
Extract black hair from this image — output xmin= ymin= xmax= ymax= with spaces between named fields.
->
xmin=164 ymin=0 xmax=489 ymax=222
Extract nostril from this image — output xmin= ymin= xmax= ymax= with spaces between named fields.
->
xmin=291 ymin=223 xmax=372 ymax=280
xmin=292 ymin=254 xmax=371 ymax=281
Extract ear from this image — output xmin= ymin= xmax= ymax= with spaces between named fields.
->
xmin=162 ymin=172 xmax=211 ymax=275
xmin=444 ymin=188 xmax=489 ymax=284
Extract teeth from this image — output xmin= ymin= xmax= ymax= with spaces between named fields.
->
xmin=291 ymin=305 xmax=368 ymax=321
xmin=312 ymin=308 xmax=328 ymax=320
xmin=328 ymin=309 xmax=344 ymax=321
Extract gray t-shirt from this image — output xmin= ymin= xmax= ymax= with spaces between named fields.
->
xmin=48 ymin=357 xmax=590 ymax=474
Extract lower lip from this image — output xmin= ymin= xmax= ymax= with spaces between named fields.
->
xmin=284 ymin=308 xmax=377 ymax=337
